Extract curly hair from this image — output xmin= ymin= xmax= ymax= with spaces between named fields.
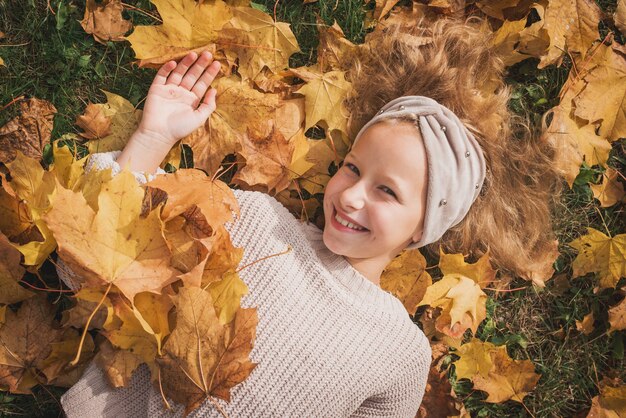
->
xmin=343 ymin=16 xmax=564 ymax=281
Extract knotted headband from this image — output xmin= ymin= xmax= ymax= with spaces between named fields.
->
xmin=351 ymin=96 xmax=487 ymax=249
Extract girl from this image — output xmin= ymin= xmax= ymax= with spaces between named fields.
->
xmin=58 ymin=15 xmax=562 ymax=417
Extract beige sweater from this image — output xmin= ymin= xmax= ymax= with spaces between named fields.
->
xmin=58 ymin=151 xmax=431 ymax=417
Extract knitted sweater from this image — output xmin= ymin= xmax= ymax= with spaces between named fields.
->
xmin=58 ymin=151 xmax=432 ymax=418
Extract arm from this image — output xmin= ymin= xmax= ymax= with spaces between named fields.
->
xmin=116 ymin=50 xmax=221 ymax=174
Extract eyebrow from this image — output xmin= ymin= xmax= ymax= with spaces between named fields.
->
xmin=347 ymin=153 xmax=407 ymax=196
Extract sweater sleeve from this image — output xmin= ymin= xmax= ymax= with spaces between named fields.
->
xmin=350 ymin=337 xmax=432 ymax=418
xmin=55 ymin=151 xmax=167 ymax=291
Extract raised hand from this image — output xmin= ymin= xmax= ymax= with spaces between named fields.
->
xmin=136 ymin=50 xmax=221 ymax=148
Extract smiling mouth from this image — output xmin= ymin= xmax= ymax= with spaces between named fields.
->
xmin=331 ymin=207 xmax=369 ymax=232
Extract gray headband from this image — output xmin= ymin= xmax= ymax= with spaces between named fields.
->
xmin=352 ymin=96 xmax=486 ymax=249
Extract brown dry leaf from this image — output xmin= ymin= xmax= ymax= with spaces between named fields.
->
xmin=438 ymin=247 xmax=497 ymax=289
xmin=232 ymin=125 xmax=295 ymax=194
xmin=568 ymin=227 xmax=626 ymax=288
xmin=374 ymin=0 xmax=402 ymax=20
xmin=158 ymin=286 xmax=258 ymax=415
xmin=543 ymin=73 xmax=612 ymax=187
xmin=290 ymin=65 xmax=351 ymax=136
xmin=472 ymin=344 xmax=541 ymax=403
xmin=145 ymin=169 xmax=239 ymax=228
xmin=61 ymin=288 xmax=118 ymax=331
xmin=125 ymin=0 xmax=232 ymax=68
xmin=317 ymin=20 xmax=360 ymax=72
xmin=43 ymin=170 xmax=181 ymax=302
xmin=417 ymin=342 xmax=463 ymax=417
xmin=380 ymin=248 xmax=432 ymax=316
xmin=591 ymin=168 xmax=626 ymax=208
xmin=201 ymin=226 xmax=244 ymax=286
xmin=538 ymin=0 xmax=602 ymax=68
xmin=476 ymin=0 xmax=532 ymax=20
xmin=573 ymin=43 xmax=626 ymax=141
xmin=617 ymin=0 xmax=626 ymax=36
xmin=419 ymin=306 xmax=463 ymax=348
xmin=576 ymin=311 xmax=595 ymax=335
xmin=184 ymin=76 xmax=279 ymax=177
xmin=519 ymin=239 xmax=560 ymax=287
xmin=0 ymin=232 xmax=34 ymax=304
xmin=418 ymin=274 xmax=487 ymax=338
xmin=0 ymin=98 xmax=57 ymax=164
xmin=608 ymin=296 xmax=626 ymax=333
xmin=95 ymin=338 xmax=144 ymax=388
xmin=80 ymin=0 xmax=132 ymax=44
xmin=0 ymin=296 xmax=63 ymax=393
xmin=587 ymin=378 xmax=626 ymax=417
xmin=86 ymin=91 xmax=142 ymax=154
xmin=218 ymin=7 xmax=300 ymax=80
xmin=76 ymin=103 xmax=113 ymax=139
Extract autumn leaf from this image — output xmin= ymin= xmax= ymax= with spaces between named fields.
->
xmin=43 ymin=170 xmax=181 ymax=302
xmin=158 ymin=286 xmax=258 ymax=415
xmin=472 ymin=344 xmax=541 ymax=403
xmin=184 ymin=76 xmax=280 ymax=177
xmin=380 ymin=248 xmax=432 ymax=316
xmin=95 ymin=338 xmax=144 ymax=388
xmin=290 ymin=65 xmax=351 ymax=136
xmin=0 ymin=296 xmax=63 ymax=393
xmin=573 ymin=42 xmax=626 ymax=141
xmin=418 ymin=274 xmax=487 ymax=338
xmin=0 ymin=232 xmax=33 ymax=304
xmin=568 ymin=227 xmax=626 ymax=288
xmin=61 ymin=288 xmax=118 ymax=331
xmin=125 ymin=0 xmax=232 ymax=67
xmin=80 ymin=0 xmax=132 ymax=45
xmin=617 ymin=0 xmax=626 ymax=36
xmin=232 ymin=124 xmax=295 ymax=194
xmin=476 ymin=0 xmax=532 ymax=20
xmin=438 ymin=247 xmax=496 ymax=289
xmin=453 ymin=338 xmax=494 ymax=381
xmin=588 ymin=378 xmax=626 ymax=417
xmin=218 ymin=7 xmax=300 ymax=80
xmin=590 ymin=168 xmax=626 ymax=208
xmin=206 ymin=270 xmax=249 ymax=325
xmin=86 ymin=91 xmax=142 ymax=154
xmin=317 ymin=20 xmax=360 ymax=72
xmin=538 ymin=0 xmax=602 ymax=68
xmin=0 ymin=98 xmax=57 ymax=164
xmin=608 ymin=295 xmax=626 ymax=333
xmin=76 ymin=103 xmax=113 ymax=139
xmin=39 ymin=328 xmax=95 ymax=387
xmin=417 ymin=342 xmax=464 ymax=417
xmin=51 ymin=139 xmax=90 ymax=190
xmin=576 ymin=311 xmax=595 ymax=335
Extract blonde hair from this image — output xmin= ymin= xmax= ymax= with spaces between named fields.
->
xmin=343 ymin=16 xmax=564 ymax=279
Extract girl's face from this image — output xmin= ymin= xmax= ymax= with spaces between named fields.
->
xmin=322 ymin=120 xmax=429 ymax=263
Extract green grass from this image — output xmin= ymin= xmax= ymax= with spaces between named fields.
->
xmin=1 ymin=0 xmax=625 ymax=417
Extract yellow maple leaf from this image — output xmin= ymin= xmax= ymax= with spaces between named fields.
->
xmin=588 ymin=379 xmax=626 ymax=417
xmin=125 ymin=0 xmax=232 ymax=67
xmin=438 ymin=247 xmax=497 ymax=289
xmin=538 ymin=0 xmax=602 ymax=68
xmin=472 ymin=344 xmax=541 ymax=403
xmin=591 ymin=167 xmax=626 ymax=208
xmin=219 ymin=7 xmax=300 ymax=80
xmin=206 ymin=270 xmax=249 ymax=325
xmin=453 ymin=338 xmax=494 ymax=381
xmin=291 ymin=65 xmax=351 ymax=136
xmin=380 ymin=248 xmax=432 ymax=316
xmin=43 ymin=170 xmax=181 ymax=302
xmin=573 ymin=43 xmax=626 ymax=141
xmin=51 ymin=138 xmax=89 ymax=190
xmin=568 ymin=227 xmax=626 ymax=288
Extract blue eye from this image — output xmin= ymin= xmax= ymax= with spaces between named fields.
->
xmin=380 ymin=186 xmax=397 ymax=198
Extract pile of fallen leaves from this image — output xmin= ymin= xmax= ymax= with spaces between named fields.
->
xmin=0 ymin=0 xmax=625 ymax=416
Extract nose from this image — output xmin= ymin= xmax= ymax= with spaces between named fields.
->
xmin=338 ymin=181 xmax=366 ymax=211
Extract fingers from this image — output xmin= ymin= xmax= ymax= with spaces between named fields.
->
xmin=152 ymin=60 xmax=177 ymax=86
xmin=196 ymin=88 xmax=218 ymax=119
xmin=191 ymin=60 xmax=221 ymax=100
xmin=165 ymin=52 xmax=199 ymax=86
xmin=179 ymin=51 xmax=215 ymax=90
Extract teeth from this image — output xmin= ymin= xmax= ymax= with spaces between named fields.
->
xmin=335 ymin=212 xmax=365 ymax=231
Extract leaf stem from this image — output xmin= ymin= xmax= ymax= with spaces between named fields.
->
xmin=236 ymin=245 xmax=292 ymax=273
xmin=70 ymin=282 xmax=113 ymax=366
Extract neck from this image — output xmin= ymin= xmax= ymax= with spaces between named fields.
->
xmin=344 ymin=255 xmax=389 ymax=286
